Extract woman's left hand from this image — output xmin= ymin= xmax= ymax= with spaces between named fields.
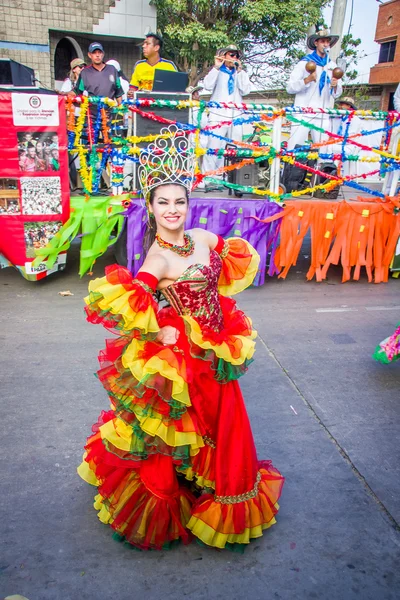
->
xmin=156 ymin=326 xmax=180 ymax=346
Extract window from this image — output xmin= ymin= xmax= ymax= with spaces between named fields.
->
xmin=378 ymin=40 xmax=397 ymax=63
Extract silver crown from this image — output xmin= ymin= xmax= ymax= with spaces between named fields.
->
xmin=138 ymin=124 xmax=196 ymax=201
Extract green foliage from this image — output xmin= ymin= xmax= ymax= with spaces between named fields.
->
xmin=341 ymin=33 xmax=364 ymax=83
xmin=153 ymin=0 xmax=330 ymax=86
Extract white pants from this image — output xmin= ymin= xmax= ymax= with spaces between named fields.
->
xmin=287 ymin=115 xmax=334 ymax=150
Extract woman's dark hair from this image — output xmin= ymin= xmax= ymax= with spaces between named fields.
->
xmin=142 ymin=184 xmax=189 ymax=255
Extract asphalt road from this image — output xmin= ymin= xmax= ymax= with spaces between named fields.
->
xmin=1 ymin=242 xmax=400 ymax=600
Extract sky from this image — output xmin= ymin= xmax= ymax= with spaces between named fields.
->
xmin=323 ymin=0 xmax=381 ymax=83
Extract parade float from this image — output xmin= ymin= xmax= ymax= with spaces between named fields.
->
xmin=1 ymin=92 xmax=400 ymax=284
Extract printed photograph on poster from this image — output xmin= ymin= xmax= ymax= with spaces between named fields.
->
xmin=24 ymin=221 xmax=62 ymax=258
xmin=0 ymin=178 xmax=21 ymax=215
xmin=17 ymin=132 xmax=59 ymax=172
xmin=20 ymin=176 xmax=62 ymax=215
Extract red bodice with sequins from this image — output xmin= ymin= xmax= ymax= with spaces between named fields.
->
xmin=160 ymin=251 xmax=224 ymax=332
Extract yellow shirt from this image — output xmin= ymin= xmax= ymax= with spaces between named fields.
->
xmin=130 ymin=59 xmax=177 ymax=91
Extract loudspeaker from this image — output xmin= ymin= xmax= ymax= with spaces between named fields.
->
xmin=282 ymin=144 xmax=316 ymax=193
xmin=234 ymin=163 xmax=259 ymax=187
xmin=0 ymin=59 xmax=35 ymax=87
xmin=134 ymin=91 xmax=190 ymax=138
xmin=313 ymin=162 xmax=340 ymax=199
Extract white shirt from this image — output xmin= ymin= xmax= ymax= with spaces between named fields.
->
xmin=287 ymin=58 xmax=343 ymax=109
xmin=60 ymin=78 xmax=74 ymax=93
xmin=203 ymin=67 xmax=251 ymax=120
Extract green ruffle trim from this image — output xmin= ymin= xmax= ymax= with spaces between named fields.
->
xmin=102 ymin=425 xmax=193 ymax=471
xmin=112 ymin=532 xmax=181 ymax=551
xmin=373 ymin=346 xmax=400 ymax=364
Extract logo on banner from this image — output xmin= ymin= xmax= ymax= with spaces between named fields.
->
xmin=12 ymin=93 xmax=59 ymax=126
xmin=29 ymin=96 xmax=42 ymax=108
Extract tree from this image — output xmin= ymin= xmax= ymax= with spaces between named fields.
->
xmin=153 ymin=0 xmax=330 ymax=86
xmin=340 ymin=33 xmax=363 ymax=83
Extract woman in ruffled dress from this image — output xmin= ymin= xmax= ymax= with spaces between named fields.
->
xmin=78 ymin=130 xmax=284 ymax=551
xmin=373 ymin=323 xmax=400 ymax=364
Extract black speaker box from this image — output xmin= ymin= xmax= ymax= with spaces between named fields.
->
xmin=235 ymin=163 xmax=259 ymax=187
xmin=134 ymin=91 xmax=190 ymax=139
xmin=0 ymin=59 xmax=35 ymax=87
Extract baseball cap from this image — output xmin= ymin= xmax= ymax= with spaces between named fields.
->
xmin=88 ymin=42 xmax=104 ymax=53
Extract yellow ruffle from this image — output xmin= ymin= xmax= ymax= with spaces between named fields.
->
xmin=187 ymin=514 xmax=276 ymax=548
xmin=183 ymin=315 xmax=257 ymax=366
xmin=77 ymin=454 xmax=100 ymax=486
xmin=218 ymin=238 xmax=260 ymax=296
xmin=94 ymin=475 xmax=194 ymax=547
xmin=94 ymin=493 xmax=114 ymax=524
xmin=85 ymin=280 xmax=159 ymax=335
xmin=176 ymin=466 xmax=215 ymax=490
xmin=99 ymin=413 xmax=204 ymax=453
xmin=122 ymin=338 xmax=191 ymax=406
xmin=100 ymin=418 xmax=133 ymax=451
xmin=187 ymin=471 xmax=281 ymax=548
xmin=134 ymin=409 xmax=204 ymax=453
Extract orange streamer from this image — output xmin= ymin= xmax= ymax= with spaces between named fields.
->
xmin=257 ymin=199 xmax=400 ymax=283
xmin=66 ymin=97 xmax=75 ymax=132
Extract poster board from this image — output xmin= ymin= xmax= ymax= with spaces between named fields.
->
xmin=0 ymin=91 xmax=70 ymax=280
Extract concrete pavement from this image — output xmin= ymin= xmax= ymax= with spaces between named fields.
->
xmin=1 ymin=243 xmax=399 ymax=600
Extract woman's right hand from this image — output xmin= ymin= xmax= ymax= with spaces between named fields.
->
xmin=156 ymin=325 xmax=180 ymax=346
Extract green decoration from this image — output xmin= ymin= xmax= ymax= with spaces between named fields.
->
xmin=32 ymin=196 xmax=125 ymax=276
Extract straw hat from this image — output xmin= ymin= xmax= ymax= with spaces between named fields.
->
xmin=220 ymin=44 xmax=241 ymax=58
xmin=337 ymin=96 xmax=357 ymax=110
xmin=186 ymin=84 xmax=203 ymax=94
xmin=307 ymin=28 xmax=339 ymax=50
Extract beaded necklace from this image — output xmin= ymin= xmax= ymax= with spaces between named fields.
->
xmin=155 ymin=232 xmax=195 ymax=257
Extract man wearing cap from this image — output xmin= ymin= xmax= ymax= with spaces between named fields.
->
xmin=128 ymin=33 xmax=177 ymax=95
xmin=286 ymin=29 xmax=343 ymax=150
xmin=201 ymin=44 xmax=251 ymax=180
xmin=75 ymin=42 xmax=123 ymax=103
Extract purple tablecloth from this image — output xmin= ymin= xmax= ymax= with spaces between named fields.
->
xmin=126 ymin=197 xmax=283 ymax=286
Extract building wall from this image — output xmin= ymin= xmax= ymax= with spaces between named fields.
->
xmin=0 ymin=0 xmax=156 ymax=88
xmin=370 ymin=0 xmax=400 ymax=86
xmin=49 ymin=32 xmax=141 ymax=87
xmin=374 ymin=0 xmax=400 ymax=43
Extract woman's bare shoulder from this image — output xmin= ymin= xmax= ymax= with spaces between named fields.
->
xmin=139 ymin=248 xmax=169 ymax=280
xmin=188 ymin=228 xmax=218 ymax=249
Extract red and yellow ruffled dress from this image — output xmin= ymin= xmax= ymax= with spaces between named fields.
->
xmin=78 ymin=237 xmax=284 ymax=550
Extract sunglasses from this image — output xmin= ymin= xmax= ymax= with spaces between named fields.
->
xmin=227 ymin=52 xmax=239 ymax=58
